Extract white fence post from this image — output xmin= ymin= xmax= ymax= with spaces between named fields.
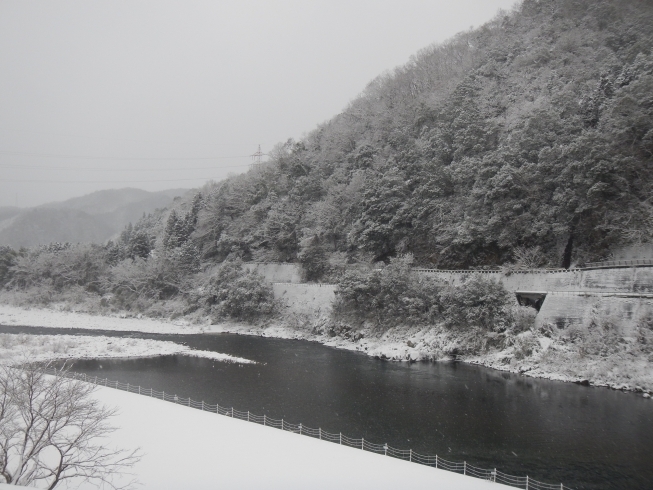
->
xmin=127 ymin=383 xmax=129 ymax=391
xmin=231 ymin=407 xmax=234 ymax=418
xmin=339 ymin=433 xmax=342 ymax=445
xmin=384 ymin=444 xmax=387 ymax=456
xmin=247 ymin=411 xmax=250 ymax=421
xmin=361 ymin=438 xmax=364 ymax=450
xmin=526 ymin=475 xmax=529 ymax=490
xmin=281 ymin=419 xmax=284 ymax=430
xmin=409 ymin=449 xmax=412 ymax=462
xmin=319 ymin=428 xmax=321 ymax=439
xmin=435 ymin=455 xmax=438 ymax=468
xmin=299 ymin=423 xmax=302 ymax=435
xmin=464 ymin=461 xmax=466 ymax=475
xmin=263 ymin=414 xmax=266 ymax=425
xmin=138 ymin=386 xmax=141 ymax=395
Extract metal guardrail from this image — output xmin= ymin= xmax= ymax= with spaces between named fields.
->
xmin=416 ymin=268 xmax=581 ymax=274
xmin=49 ymin=368 xmax=572 ymax=490
xmin=272 ymin=283 xmax=335 ymax=288
xmin=584 ymin=259 xmax=653 ymax=268
xmin=253 ymin=262 xmax=653 ymax=277
xmin=516 ymin=290 xmax=653 ymax=298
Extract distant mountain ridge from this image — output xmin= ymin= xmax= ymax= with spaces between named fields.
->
xmin=0 ymin=188 xmax=188 ymax=248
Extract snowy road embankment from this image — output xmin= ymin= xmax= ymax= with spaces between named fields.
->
xmin=76 ymin=385 xmax=508 ymax=490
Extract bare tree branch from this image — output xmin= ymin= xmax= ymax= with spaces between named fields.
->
xmin=0 ymin=361 xmax=141 ymax=489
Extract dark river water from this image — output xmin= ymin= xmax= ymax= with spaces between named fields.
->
xmin=2 ymin=324 xmax=652 ymax=490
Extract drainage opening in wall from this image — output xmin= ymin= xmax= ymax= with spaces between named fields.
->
xmin=515 ymin=291 xmax=547 ymax=312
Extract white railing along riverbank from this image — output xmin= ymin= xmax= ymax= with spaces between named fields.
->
xmin=47 ymin=368 xmax=572 ymax=490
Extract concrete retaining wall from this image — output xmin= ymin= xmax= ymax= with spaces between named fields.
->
xmin=536 ymin=294 xmax=653 ymax=334
xmin=272 ymin=283 xmax=336 ymax=316
xmin=244 ymin=263 xmax=302 ymax=284
xmin=419 ymin=268 xmax=653 ymax=332
xmin=249 ymin=263 xmax=653 ymax=330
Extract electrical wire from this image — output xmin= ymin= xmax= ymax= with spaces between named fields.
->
xmin=0 ymin=150 xmax=252 ymax=161
xmin=0 ymin=176 xmax=227 ymax=184
xmin=0 ymin=162 xmax=253 ymax=171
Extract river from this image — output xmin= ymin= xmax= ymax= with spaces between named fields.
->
xmin=2 ymin=324 xmax=651 ymax=490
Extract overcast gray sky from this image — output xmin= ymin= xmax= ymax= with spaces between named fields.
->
xmin=0 ymin=0 xmax=517 ymax=207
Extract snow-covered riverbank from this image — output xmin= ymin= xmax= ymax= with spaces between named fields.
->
xmin=0 ymin=332 xmax=255 ymax=365
xmin=1 ymin=304 xmax=651 ymax=396
xmin=0 ymin=305 xmax=256 ymax=364
xmin=0 ymin=304 xmax=217 ymax=334
xmin=75 ymin=384 xmax=508 ymax=489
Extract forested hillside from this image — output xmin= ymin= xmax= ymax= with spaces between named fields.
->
xmin=181 ymin=0 xmax=653 ymax=271
xmin=2 ymin=0 xmax=653 ymax=389
xmin=2 ymin=0 xmax=653 ymax=302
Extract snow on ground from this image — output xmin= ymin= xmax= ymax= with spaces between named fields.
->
xmin=0 ymin=333 xmax=255 ymax=365
xmin=71 ymin=386 xmax=508 ymax=490
xmin=0 ymin=304 xmax=216 ymax=334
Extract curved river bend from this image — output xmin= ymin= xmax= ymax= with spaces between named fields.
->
xmin=2 ymin=325 xmax=652 ymax=490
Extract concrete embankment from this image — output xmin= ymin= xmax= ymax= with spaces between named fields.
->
xmin=249 ymin=263 xmax=653 ymax=334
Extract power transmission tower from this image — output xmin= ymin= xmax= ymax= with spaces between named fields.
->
xmin=250 ymin=144 xmax=265 ymax=170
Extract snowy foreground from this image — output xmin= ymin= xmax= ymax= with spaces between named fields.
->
xmin=70 ymin=386 xmax=507 ymax=490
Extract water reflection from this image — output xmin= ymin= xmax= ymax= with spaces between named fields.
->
xmin=1 ymin=325 xmax=651 ymax=489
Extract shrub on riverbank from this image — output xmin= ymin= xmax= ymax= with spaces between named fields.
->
xmin=439 ymin=275 xmax=516 ymax=332
xmin=0 ymin=243 xmax=277 ymax=324
xmin=200 ymin=260 xmax=277 ymax=322
xmin=333 ymin=255 xmax=442 ymax=328
xmin=8 ymin=243 xmax=108 ymax=293
xmin=333 ymin=256 xmax=523 ymax=334
xmin=333 ymin=256 xmax=535 ymax=340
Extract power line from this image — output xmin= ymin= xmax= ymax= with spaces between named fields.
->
xmin=0 ymin=162 xmax=252 ymax=172
xmin=0 ymin=146 xmax=267 ymax=183
xmin=250 ymin=144 xmax=268 ymax=171
xmin=0 ymin=150 xmax=251 ymax=161
xmin=0 ymin=176 xmax=225 ymax=184
xmin=0 ymin=126 xmax=162 ymax=145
